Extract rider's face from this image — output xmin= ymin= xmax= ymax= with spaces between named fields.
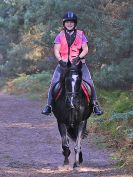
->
xmin=64 ymin=21 xmax=75 ymax=30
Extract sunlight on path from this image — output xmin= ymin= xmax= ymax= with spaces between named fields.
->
xmin=0 ymin=166 xmax=132 ymax=177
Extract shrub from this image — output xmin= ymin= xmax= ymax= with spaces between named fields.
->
xmin=7 ymin=71 xmax=52 ymax=99
xmin=94 ymin=58 xmax=133 ymax=90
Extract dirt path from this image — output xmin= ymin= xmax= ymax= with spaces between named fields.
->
xmin=0 ymin=93 xmax=132 ymax=177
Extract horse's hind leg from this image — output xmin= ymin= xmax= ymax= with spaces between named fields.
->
xmin=73 ymin=121 xmax=85 ymax=168
xmin=58 ymin=123 xmax=70 ymax=165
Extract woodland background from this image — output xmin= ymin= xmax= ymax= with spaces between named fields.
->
xmin=0 ymin=0 xmax=133 ymax=166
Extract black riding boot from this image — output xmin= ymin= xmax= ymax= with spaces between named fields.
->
xmin=89 ymin=84 xmax=103 ymax=115
xmin=41 ymin=87 xmax=53 ymax=115
xmin=42 ymin=105 xmax=52 ymax=115
xmin=92 ymin=100 xmax=103 ymax=116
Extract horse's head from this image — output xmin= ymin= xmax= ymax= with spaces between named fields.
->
xmin=65 ymin=61 xmax=82 ymax=109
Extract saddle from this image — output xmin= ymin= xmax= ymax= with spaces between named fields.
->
xmin=52 ymin=80 xmax=91 ymax=104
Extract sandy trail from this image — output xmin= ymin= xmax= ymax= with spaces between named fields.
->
xmin=0 ymin=93 xmax=132 ymax=177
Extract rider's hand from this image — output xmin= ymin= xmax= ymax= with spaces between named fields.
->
xmin=59 ymin=60 xmax=67 ymax=68
xmin=72 ymin=56 xmax=81 ymax=65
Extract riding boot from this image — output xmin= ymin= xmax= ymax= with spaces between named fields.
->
xmin=41 ymin=86 xmax=53 ymax=115
xmin=42 ymin=105 xmax=52 ymax=115
xmin=92 ymin=100 xmax=103 ymax=115
xmin=90 ymin=85 xmax=103 ymax=115
xmin=42 ymin=65 xmax=63 ymax=115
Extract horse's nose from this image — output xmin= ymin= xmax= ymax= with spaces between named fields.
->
xmin=70 ymin=97 xmax=75 ymax=108
xmin=66 ymin=97 xmax=75 ymax=109
xmin=70 ymin=102 xmax=74 ymax=109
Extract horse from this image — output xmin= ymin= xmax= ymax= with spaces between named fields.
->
xmin=52 ymin=61 xmax=93 ymax=168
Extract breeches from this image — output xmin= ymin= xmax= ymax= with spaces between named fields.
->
xmin=50 ymin=63 xmax=94 ymax=87
xmin=47 ymin=63 xmax=97 ymax=105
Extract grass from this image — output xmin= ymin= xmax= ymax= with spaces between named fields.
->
xmin=5 ymin=71 xmax=52 ymax=100
xmin=88 ymin=89 xmax=133 ymax=167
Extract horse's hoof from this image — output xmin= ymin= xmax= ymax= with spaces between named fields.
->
xmin=64 ymin=159 xmax=69 ymax=166
xmin=73 ymin=162 xmax=80 ymax=168
xmin=79 ymin=151 xmax=83 ymax=164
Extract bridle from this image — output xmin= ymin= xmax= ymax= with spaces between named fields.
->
xmin=65 ymin=63 xmax=82 ymax=109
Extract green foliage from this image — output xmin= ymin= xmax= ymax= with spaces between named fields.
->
xmin=1 ymin=0 xmax=132 ymax=166
xmin=113 ymin=94 xmax=133 ymax=113
xmin=110 ymin=110 xmax=133 ymax=123
xmin=4 ymin=43 xmax=32 ymax=76
xmin=100 ymin=110 xmax=133 ymax=147
xmin=94 ymin=58 xmax=133 ymax=90
xmin=8 ymin=15 xmax=19 ymax=30
xmin=0 ymin=17 xmax=6 ymax=27
xmin=98 ymin=89 xmax=133 ymax=115
xmin=2 ymin=41 xmax=57 ymax=76
xmin=0 ymin=0 xmax=133 ymax=90
xmin=89 ymin=89 xmax=133 ymax=156
xmin=8 ymin=71 xmax=52 ymax=100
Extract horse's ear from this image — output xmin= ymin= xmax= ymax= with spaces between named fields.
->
xmin=70 ymin=61 xmax=82 ymax=71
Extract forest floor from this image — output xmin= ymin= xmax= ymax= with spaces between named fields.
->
xmin=0 ymin=92 xmax=132 ymax=177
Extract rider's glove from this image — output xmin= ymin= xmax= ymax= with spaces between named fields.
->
xmin=72 ymin=56 xmax=81 ymax=65
xmin=59 ymin=60 xmax=67 ymax=68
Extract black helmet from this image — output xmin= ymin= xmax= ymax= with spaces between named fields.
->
xmin=63 ymin=12 xmax=77 ymax=25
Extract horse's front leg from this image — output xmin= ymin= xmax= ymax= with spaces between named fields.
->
xmin=58 ymin=123 xmax=71 ymax=165
xmin=73 ymin=120 xmax=85 ymax=168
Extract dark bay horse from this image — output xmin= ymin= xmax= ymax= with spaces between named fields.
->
xmin=52 ymin=61 xmax=93 ymax=168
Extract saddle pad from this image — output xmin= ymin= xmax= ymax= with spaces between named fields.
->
xmin=53 ymin=81 xmax=91 ymax=103
xmin=81 ymin=81 xmax=91 ymax=103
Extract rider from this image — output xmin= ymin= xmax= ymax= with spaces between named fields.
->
xmin=42 ymin=11 xmax=103 ymax=116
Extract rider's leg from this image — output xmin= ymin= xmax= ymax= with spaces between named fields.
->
xmin=42 ymin=65 xmax=63 ymax=115
xmin=82 ymin=63 xmax=103 ymax=115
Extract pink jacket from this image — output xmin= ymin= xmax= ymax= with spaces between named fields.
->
xmin=59 ymin=30 xmax=83 ymax=62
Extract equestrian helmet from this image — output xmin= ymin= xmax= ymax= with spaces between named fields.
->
xmin=63 ymin=12 xmax=77 ymax=25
